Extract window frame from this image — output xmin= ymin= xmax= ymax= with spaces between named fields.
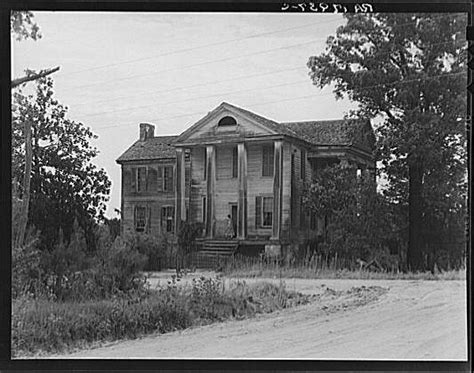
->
xmin=256 ymin=196 xmax=273 ymax=229
xmin=161 ymin=205 xmax=175 ymax=233
xmin=134 ymin=205 xmax=148 ymax=233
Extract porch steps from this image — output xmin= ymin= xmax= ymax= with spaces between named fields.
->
xmin=193 ymin=240 xmax=238 ymax=268
xmin=200 ymin=240 xmax=238 ymax=257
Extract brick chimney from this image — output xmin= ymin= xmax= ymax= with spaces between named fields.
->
xmin=139 ymin=123 xmax=155 ymax=141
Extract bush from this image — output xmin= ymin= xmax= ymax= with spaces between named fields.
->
xmin=126 ymin=232 xmax=169 ymax=271
xmin=12 ymin=277 xmax=310 ymax=357
xmin=12 ymin=227 xmax=42 ymax=298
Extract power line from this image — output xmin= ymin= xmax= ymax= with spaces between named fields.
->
xmin=76 ymin=79 xmax=311 ymax=118
xmin=93 ymin=71 xmax=464 ymax=131
xmin=73 ymin=66 xmax=305 ymax=107
xmin=59 ymin=13 xmax=461 ymax=79
xmin=67 ymin=37 xmax=325 ymax=91
xmin=68 ymin=38 xmax=465 ymax=114
xmin=58 ymin=17 xmax=343 ymax=77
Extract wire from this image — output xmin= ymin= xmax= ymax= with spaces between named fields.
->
xmin=76 ymin=79 xmax=311 ymax=118
xmin=58 ymin=17 xmax=343 ymax=77
xmin=73 ymin=66 xmax=305 ymax=107
xmin=68 ymin=37 xmax=465 ymax=107
xmin=66 ymin=37 xmax=326 ymax=91
xmin=93 ymin=70 xmax=464 ymax=131
xmin=59 ymin=13 xmax=462 ymax=78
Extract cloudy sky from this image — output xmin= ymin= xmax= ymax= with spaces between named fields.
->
xmin=12 ymin=11 xmax=356 ymax=218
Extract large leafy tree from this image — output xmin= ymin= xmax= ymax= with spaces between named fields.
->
xmin=303 ymin=164 xmax=398 ymax=267
xmin=12 ymin=77 xmax=111 ymax=251
xmin=307 ymin=13 xmax=467 ymax=270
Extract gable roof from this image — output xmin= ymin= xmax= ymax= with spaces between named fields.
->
xmin=117 ymin=104 xmax=375 ymax=163
xmin=280 ymin=119 xmax=375 ymax=152
xmin=116 ymin=135 xmax=177 ymax=163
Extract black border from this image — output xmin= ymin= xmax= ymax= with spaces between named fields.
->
xmin=1 ymin=1 xmax=472 ymax=372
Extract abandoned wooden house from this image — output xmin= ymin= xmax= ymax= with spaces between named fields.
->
xmin=116 ymin=102 xmax=375 ymax=261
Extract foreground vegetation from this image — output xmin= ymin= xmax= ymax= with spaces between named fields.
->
xmin=12 ymin=276 xmax=310 ymax=357
xmin=223 ymin=255 xmax=466 ymax=281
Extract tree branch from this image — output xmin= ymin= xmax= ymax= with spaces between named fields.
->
xmin=11 ymin=66 xmax=60 ymax=88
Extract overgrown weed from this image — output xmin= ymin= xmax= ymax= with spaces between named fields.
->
xmin=12 ymin=276 xmax=309 ymax=357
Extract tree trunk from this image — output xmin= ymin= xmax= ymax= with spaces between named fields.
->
xmin=16 ymin=119 xmax=32 ymax=247
xmin=407 ymin=162 xmax=425 ymax=271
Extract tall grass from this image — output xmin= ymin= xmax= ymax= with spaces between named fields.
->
xmin=12 ymin=276 xmax=310 ymax=357
xmin=223 ymin=254 xmax=466 ymax=280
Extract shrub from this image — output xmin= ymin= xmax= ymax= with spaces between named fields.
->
xmin=12 ymin=227 xmax=42 ymax=298
xmin=12 ymin=277 xmax=310 ymax=357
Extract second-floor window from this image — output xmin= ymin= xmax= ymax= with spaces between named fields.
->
xmin=131 ymin=167 xmax=148 ymax=193
xmin=232 ymin=146 xmax=238 ymax=178
xmin=262 ymin=144 xmax=274 ymax=177
xmin=157 ymin=166 xmax=174 ymax=192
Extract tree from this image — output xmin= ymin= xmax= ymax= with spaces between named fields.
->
xmin=11 ymin=11 xmax=60 ymax=247
xmin=303 ymin=164 xmax=398 ymax=267
xmin=12 ymin=77 xmax=111 ymax=251
xmin=10 ymin=10 xmax=41 ymax=41
xmin=307 ymin=13 xmax=467 ymax=271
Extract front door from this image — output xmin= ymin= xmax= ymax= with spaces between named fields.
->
xmin=230 ymin=203 xmax=238 ymax=238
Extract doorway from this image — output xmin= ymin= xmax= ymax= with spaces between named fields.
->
xmin=230 ymin=203 xmax=238 ymax=238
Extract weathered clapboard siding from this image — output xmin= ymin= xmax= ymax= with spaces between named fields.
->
xmin=214 ymin=145 xmax=238 ymax=230
xmin=246 ymin=143 xmax=274 ymax=237
xmin=189 ymin=147 xmax=207 ymax=223
xmin=280 ymin=142 xmax=292 ymax=239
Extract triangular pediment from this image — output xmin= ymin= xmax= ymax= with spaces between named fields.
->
xmin=175 ymin=102 xmax=280 ymax=144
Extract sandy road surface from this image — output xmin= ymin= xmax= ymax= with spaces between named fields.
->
xmin=51 ymin=277 xmax=467 ymax=360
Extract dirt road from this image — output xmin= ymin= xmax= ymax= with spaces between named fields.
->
xmin=51 ymin=277 xmax=467 ymax=360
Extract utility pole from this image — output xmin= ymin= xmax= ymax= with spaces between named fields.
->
xmin=12 ymin=66 xmax=60 ymax=247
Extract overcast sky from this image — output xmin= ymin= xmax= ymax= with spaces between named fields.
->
xmin=12 ymin=11 xmax=357 ymax=218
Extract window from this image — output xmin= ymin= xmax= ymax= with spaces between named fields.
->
xmin=163 ymin=166 xmax=173 ymax=191
xmin=218 ymin=116 xmax=237 ymax=126
xmin=132 ymin=167 xmax=148 ymax=192
xmin=256 ymin=196 xmax=273 ymax=228
xmin=161 ymin=206 xmax=175 ymax=233
xmin=157 ymin=166 xmax=174 ymax=192
xmin=301 ymin=149 xmax=306 ymax=180
xmin=232 ymin=146 xmax=238 ymax=178
xmin=262 ymin=145 xmax=274 ymax=177
xmin=134 ymin=206 xmax=148 ymax=232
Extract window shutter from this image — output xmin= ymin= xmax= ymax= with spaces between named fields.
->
xmin=171 ymin=206 xmax=175 ymax=233
xmin=134 ymin=205 xmax=137 ymax=229
xmin=131 ymin=168 xmax=137 ymax=192
xmin=146 ymin=206 xmax=151 ymax=233
xmin=157 ymin=167 xmax=163 ymax=192
xmin=232 ymin=147 xmax=238 ymax=178
xmin=161 ymin=206 xmax=166 ymax=231
xmin=169 ymin=166 xmax=174 ymax=192
xmin=255 ymin=196 xmax=261 ymax=228
xmin=145 ymin=167 xmax=149 ymax=192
